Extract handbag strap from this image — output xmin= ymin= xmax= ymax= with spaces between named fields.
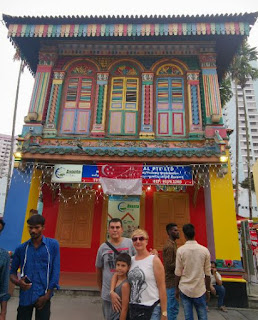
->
xmin=105 ymin=241 xmax=120 ymax=255
xmin=152 ymin=299 xmax=160 ymax=308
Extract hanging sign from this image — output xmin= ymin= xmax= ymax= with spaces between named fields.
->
xmin=53 ymin=164 xmax=193 ymax=185
xmin=107 ymin=195 xmax=140 ymax=238
xmin=142 ymin=165 xmax=193 ymax=185
xmin=51 ymin=164 xmax=83 ymax=183
xmin=81 ymin=165 xmax=99 ymax=183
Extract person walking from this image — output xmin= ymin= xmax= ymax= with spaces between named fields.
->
xmin=0 ymin=219 xmax=10 ymax=320
xmin=163 ymin=223 xmax=180 ymax=320
xmin=95 ymin=218 xmax=136 ymax=320
xmin=175 ymin=224 xmax=211 ymax=320
xmin=10 ymin=214 xmax=60 ymax=320
xmin=128 ymin=229 xmax=167 ymax=320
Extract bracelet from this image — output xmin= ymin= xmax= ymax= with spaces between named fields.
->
xmin=206 ymin=290 xmax=211 ymax=293
xmin=110 ymin=290 xmax=114 ymax=294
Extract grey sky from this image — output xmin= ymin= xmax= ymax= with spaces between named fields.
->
xmin=0 ymin=0 xmax=257 ymax=136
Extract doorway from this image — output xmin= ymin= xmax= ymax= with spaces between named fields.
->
xmin=153 ymin=192 xmax=190 ymax=250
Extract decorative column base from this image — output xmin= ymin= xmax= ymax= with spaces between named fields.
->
xmin=139 ymin=132 xmax=155 ymax=139
xmin=43 ymin=124 xmax=57 ymax=138
xmin=189 ymin=131 xmax=204 ymax=139
xmin=91 ymin=124 xmax=105 ymax=137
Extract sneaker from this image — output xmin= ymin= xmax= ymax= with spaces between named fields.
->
xmin=219 ymin=306 xmax=227 ymax=312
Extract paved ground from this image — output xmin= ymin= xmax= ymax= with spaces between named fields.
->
xmin=6 ymin=295 xmax=258 ymax=319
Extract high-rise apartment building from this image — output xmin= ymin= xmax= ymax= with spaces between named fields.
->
xmin=0 ymin=133 xmax=17 ymax=216
xmin=223 ymin=62 xmax=258 ymax=217
xmin=0 ymin=133 xmax=13 ymax=178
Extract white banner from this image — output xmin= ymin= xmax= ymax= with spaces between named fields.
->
xmin=100 ymin=177 xmax=142 ymax=195
xmin=52 ymin=164 xmax=82 ymax=183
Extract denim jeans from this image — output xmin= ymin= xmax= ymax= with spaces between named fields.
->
xmin=214 ymin=285 xmax=226 ymax=307
xmin=180 ymin=292 xmax=207 ymax=320
xmin=150 ymin=305 xmax=161 ymax=320
xmin=166 ymin=288 xmax=179 ymax=320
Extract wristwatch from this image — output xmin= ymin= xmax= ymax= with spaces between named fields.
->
xmin=162 ymin=311 xmax=167 ymax=317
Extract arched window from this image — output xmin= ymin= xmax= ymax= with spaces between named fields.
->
xmin=60 ymin=63 xmax=96 ymax=134
xmin=108 ymin=63 xmax=139 ymax=136
xmin=156 ymin=64 xmax=186 ymax=137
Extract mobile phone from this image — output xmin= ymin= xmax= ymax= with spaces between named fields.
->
xmin=24 ymin=276 xmax=32 ymax=284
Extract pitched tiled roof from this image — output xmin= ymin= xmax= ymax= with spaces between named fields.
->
xmin=2 ymin=12 xmax=257 ymax=77
xmin=3 ymin=13 xmax=258 ymax=25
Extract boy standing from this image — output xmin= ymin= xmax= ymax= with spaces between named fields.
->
xmin=96 ymin=218 xmax=135 ymax=319
xmin=110 ymin=253 xmax=131 ymax=320
xmin=10 ymin=214 xmax=60 ymax=320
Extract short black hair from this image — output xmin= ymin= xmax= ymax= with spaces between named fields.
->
xmin=109 ymin=218 xmax=123 ymax=227
xmin=115 ymin=253 xmax=131 ymax=266
xmin=211 ymin=261 xmax=217 ymax=267
xmin=27 ymin=214 xmax=45 ymax=226
xmin=166 ymin=223 xmax=177 ymax=235
xmin=0 ymin=219 xmax=5 ymax=230
xmin=30 ymin=209 xmax=38 ymax=215
xmin=182 ymin=223 xmax=195 ymax=239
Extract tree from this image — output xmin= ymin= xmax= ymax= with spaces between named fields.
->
xmin=229 ymin=40 xmax=258 ymax=220
xmin=240 ymin=174 xmax=255 ymax=192
xmin=219 ymin=77 xmax=233 ymax=108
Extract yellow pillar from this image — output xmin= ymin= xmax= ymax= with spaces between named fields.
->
xmin=209 ymin=159 xmax=241 ymax=262
xmin=21 ymin=169 xmax=42 ymax=242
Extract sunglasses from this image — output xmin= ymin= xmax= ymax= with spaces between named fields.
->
xmin=132 ymin=236 xmax=146 ymax=242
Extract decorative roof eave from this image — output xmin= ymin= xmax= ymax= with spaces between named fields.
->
xmin=20 ymin=151 xmax=220 ymax=164
xmin=5 ymin=21 xmax=252 ymax=38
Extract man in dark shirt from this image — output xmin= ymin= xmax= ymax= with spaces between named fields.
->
xmin=0 ymin=219 xmax=10 ymax=320
xmin=10 ymin=214 xmax=60 ymax=320
xmin=163 ymin=223 xmax=180 ymax=320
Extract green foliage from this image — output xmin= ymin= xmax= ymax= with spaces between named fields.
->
xmin=229 ymin=40 xmax=258 ymax=88
xmin=240 ymin=174 xmax=255 ymax=192
xmin=219 ymin=77 xmax=233 ymax=108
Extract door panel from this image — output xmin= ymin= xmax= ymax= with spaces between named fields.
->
xmin=153 ymin=192 xmax=190 ymax=250
xmin=55 ymin=190 xmax=95 ymax=248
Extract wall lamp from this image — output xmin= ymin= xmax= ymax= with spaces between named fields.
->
xmin=219 ymin=155 xmax=228 ymax=163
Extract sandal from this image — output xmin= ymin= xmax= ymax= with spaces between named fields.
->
xmin=219 ymin=306 xmax=227 ymax=312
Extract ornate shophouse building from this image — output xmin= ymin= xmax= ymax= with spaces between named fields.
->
xmin=2 ymin=12 xmax=257 ymax=305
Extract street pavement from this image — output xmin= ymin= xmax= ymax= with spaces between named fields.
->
xmin=6 ymin=295 xmax=258 ymax=319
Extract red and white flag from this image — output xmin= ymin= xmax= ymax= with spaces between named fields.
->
xmin=98 ymin=163 xmax=143 ymax=195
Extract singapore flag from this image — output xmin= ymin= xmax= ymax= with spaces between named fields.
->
xmin=98 ymin=163 xmax=143 ymax=195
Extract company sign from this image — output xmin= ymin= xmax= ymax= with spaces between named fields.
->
xmin=52 ymin=164 xmax=193 ymax=185
xmin=52 ymin=164 xmax=83 ymax=183
xmin=108 ymin=195 xmax=140 ymax=238
xmin=142 ymin=165 xmax=193 ymax=185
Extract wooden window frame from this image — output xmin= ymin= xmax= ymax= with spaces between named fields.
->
xmin=156 ymin=77 xmax=186 ymax=137
xmin=108 ymin=77 xmax=139 ymax=136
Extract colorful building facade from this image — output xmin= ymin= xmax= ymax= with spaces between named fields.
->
xmin=2 ymin=12 xmax=257 ymax=306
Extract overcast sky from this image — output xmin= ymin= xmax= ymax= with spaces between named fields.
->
xmin=0 ymin=0 xmax=257 ymax=136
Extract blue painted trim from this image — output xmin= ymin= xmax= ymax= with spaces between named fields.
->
xmin=0 ymin=169 xmax=32 ymax=252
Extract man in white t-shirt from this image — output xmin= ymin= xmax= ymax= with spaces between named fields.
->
xmin=210 ymin=261 xmax=227 ymax=312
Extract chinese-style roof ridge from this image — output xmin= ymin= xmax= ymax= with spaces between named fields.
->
xmin=2 ymin=12 xmax=258 ymax=26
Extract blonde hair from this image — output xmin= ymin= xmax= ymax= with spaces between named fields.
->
xmin=131 ymin=228 xmax=149 ymax=240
